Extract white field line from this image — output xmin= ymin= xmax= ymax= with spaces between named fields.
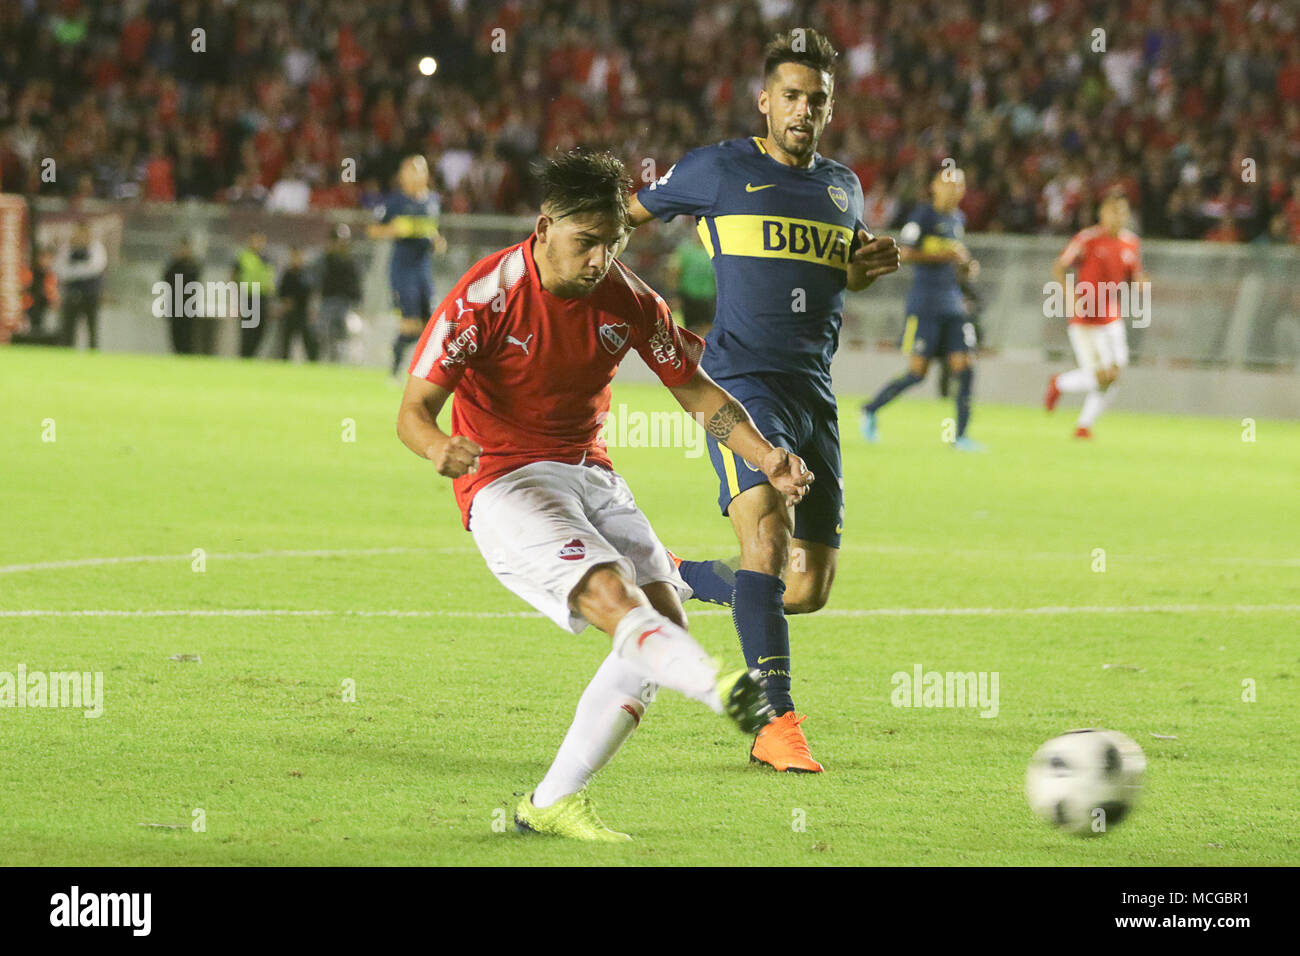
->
xmin=832 ymin=544 xmax=1299 ymax=568
xmin=0 ymin=547 xmax=469 ymax=575
xmin=1 ymin=545 xmax=1295 ymax=576
xmin=2 ymin=604 xmax=1297 ymax=620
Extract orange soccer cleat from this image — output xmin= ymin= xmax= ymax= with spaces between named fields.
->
xmin=750 ymin=712 xmax=824 ymax=773
xmin=1044 ymin=375 xmax=1061 ymax=412
xmin=1073 ymin=425 xmax=1092 ymax=439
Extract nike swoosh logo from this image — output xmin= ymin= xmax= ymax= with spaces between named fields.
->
xmin=745 ymin=183 xmax=776 ymax=192
xmin=756 ymin=655 xmax=789 ymax=664
xmin=637 ymin=627 xmax=662 ymax=649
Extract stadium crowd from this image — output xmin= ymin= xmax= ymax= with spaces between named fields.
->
xmin=2 ymin=0 xmax=1300 ymax=243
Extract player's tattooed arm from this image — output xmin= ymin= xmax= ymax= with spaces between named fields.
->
xmin=668 ymin=369 xmax=812 ymax=505
xmin=704 ymin=399 xmax=747 ymax=442
xmin=669 ymin=370 xmax=755 ymax=449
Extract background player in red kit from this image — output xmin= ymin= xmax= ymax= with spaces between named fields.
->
xmin=396 ymin=150 xmax=814 ymax=841
xmin=1045 ymin=190 xmax=1150 ymax=437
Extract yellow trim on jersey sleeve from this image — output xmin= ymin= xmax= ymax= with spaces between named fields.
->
xmin=901 ymin=315 xmax=918 ymax=355
xmin=719 ymin=445 xmax=741 ymax=498
xmin=710 ymin=214 xmax=853 ymax=270
xmin=696 ymin=217 xmax=715 ymax=258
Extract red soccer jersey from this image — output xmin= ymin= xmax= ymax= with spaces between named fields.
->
xmin=409 ymin=234 xmax=705 ymax=528
xmin=1057 ymin=226 xmax=1143 ymax=325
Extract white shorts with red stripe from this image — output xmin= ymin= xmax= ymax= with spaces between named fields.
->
xmin=1068 ymin=320 xmax=1129 ymax=373
xmin=469 ymin=460 xmax=689 ymax=634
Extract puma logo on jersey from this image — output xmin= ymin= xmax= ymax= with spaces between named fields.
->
xmin=454 ymin=297 xmax=472 ymax=321
xmin=506 ymin=333 xmax=533 ymax=355
xmin=745 ymin=182 xmax=776 ymax=192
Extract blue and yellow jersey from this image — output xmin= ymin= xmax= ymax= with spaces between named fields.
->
xmin=636 ymin=137 xmax=867 ymax=411
xmin=375 ymin=190 xmax=441 ymax=275
xmin=898 ymin=202 xmax=966 ymax=316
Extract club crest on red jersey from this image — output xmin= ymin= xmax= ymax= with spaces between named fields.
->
xmin=558 ymin=538 xmax=586 ymax=561
xmin=599 ymin=322 xmax=629 ymax=354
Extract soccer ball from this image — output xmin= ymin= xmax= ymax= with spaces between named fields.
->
xmin=1025 ymin=729 xmax=1146 ymax=836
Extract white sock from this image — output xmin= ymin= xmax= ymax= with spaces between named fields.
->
xmin=1097 ymin=385 xmax=1117 ymax=419
xmin=611 ymin=605 xmax=722 ymax=712
xmin=1079 ymin=389 xmax=1106 ymax=427
xmin=1056 ymin=368 xmax=1095 ymax=393
xmin=533 ymin=652 xmax=654 ymax=808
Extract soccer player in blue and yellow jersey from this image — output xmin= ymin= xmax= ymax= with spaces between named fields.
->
xmin=368 ymin=154 xmax=447 ymax=376
xmin=860 ymin=166 xmax=983 ymax=450
xmin=627 ymin=29 xmax=900 ymax=772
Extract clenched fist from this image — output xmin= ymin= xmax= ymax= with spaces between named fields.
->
xmin=850 ymin=229 xmax=901 ymax=280
xmin=761 ymin=446 xmax=814 ymax=508
xmin=428 ymin=435 xmax=482 ymax=478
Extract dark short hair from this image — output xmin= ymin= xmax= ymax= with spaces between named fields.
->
xmin=763 ymin=28 xmax=838 ymax=85
xmin=534 ymin=149 xmax=632 ymax=226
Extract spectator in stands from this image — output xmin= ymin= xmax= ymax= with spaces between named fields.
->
xmin=23 ymin=245 xmax=59 ymax=336
xmin=2 ymin=0 xmax=1299 ymax=248
xmin=225 ymin=173 xmax=268 ymax=208
xmin=276 ymin=246 xmax=318 ymax=362
xmin=1138 ymin=157 xmax=1173 ymax=237
xmin=266 ymin=162 xmax=313 ymax=214
xmin=996 ymin=180 xmax=1038 ymax=235
xmin=160 ymin=238 xmax=203 ymax=355
xmin=143 ymin=135 xmax=175 ymax=202
xmin=1283 ymin=174 xmax=1300 ymax=242
xmin=1205 ymin=215 xmax=1243 ymax=243
xmin=1252 ymin=212 xmax=1291 ymax=246
xmin=56 ymin=223 xmax=107 ymax=349
xmin=318 ymin=223 xmax=363 ymax=363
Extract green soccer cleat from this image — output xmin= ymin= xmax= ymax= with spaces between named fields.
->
xmin=717 ymin=668 xmax=775 ymax=734
xmin=860 ymin=408 xmax=879 ymax=443
xmin=952 ymin=435 xmax=986 ymax=452
xmin=514 ymin=789 xmax=632 ymax=842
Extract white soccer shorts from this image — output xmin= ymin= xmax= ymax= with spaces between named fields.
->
xmin=468 ymin=460 xmax=689 ymax=634
xmin=1068 ymin=320 xmax=1129 ymax=373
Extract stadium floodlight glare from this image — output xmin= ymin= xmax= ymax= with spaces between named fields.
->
xmin=418 ymin=56 xmax=437 ymax=76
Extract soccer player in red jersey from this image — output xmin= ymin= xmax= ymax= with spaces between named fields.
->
xmin=1045 ymin=191 xmax=1149 ymax=437
xmin=396 ymin=151 xmax=813 ymax=841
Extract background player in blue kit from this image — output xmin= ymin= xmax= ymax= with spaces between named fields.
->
xmin=627 ymin=29 xmax=900 ymax=772
xmin=368 ymin=154 xmax=447 ymax=377
xmin=861 ymin=166 xmax=983 ymax=451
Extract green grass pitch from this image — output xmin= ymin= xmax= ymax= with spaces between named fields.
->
xmin=2 ymin=346 xmax=1296 ymax=866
